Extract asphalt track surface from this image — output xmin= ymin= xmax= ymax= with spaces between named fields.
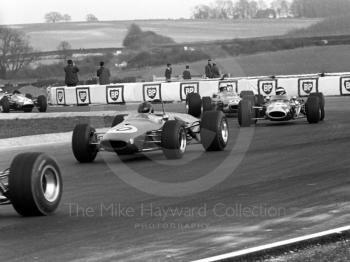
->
xmin=0 ymin=97 xmax=350 ymax=262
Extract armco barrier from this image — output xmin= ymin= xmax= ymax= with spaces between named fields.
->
xmin=48 ymin=72 xmax=350 ymax=105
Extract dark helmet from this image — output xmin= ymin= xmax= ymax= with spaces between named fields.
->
xmin=138 ymin=101 xmax=154 ymax=113
xmin=276 ymin=87 xmax=286 ymax=95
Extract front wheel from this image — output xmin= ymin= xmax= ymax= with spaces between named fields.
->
xmin=187 ymin=93 xmax=202 ymax=118
xmin=238 ymin=99 xmax=252 ymax=127
xmin=37 ymin=95 xmax=48 ymax=112
xmin=72 ymin=124 xmax=98 ymax=163
xmin=161 ymin=120 xmax=187 ymax=159
xmin=9 ymin=153 xmax=62 ymax=216
xmin=202 ymin=96 xmax=213 ymax=112
xmin=201 ymin=111 xmax=229 ymax=151
xmin=0 ymin=96 xmax=10 ymax=113
xmin=306 ymin=96 xmax=321 ymax=124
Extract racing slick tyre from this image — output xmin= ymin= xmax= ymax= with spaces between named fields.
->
xmin=306 ymin=96 xmax=321 ymax=124
xmin=240 ymin=90 xmax=254 ymax=98
xmin=202 ymin=96 xmax=213 ymax=112
xmin=238 ymin=99 xmax=253 ymax=127
xmin=37 ymin=95 xmax=47 ymax=112
xmin=187 ymin=93 xmax=202 ymax=118
xmin=72 ymin=124 xmax=98 ymax=163
xmin=0 ymin=96 xmax=10 ymax=113
xmin=9 ymin=152 xmax=62 ymax=216
xmin=111 ymin=114 xmax=125 ymax=127
xmin=200 ymin=111 xmax=229 ymax=151
xmin=25 ymin=93 xmax=33 ymax=99
xmin=161 ymin=120 xmax=187 ymax=159
xmin=309 ymin=92 xmax=325 ymax=121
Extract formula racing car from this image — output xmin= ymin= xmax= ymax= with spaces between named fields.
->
xmin=238 ymin=91 xmax=325 ymax=127
xmin=0 ymin=153 xmax=62 ymax=216
xmin=202 ymin=86 xmax=242 ymax=116
xmin=0 ymin=89 xmax=47 ymax=113
xmin=72 ymin=95 xmax=229 ymax=162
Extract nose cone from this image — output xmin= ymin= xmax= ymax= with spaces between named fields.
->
xmin=267 ymin=105 xmax=289 ymax=120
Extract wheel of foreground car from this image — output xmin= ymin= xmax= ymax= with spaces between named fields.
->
xmin=309 ymin=92 xmax=325 ymax=121
xmin=9 ymin=153 xmax=62 ymax=216
xmin=111 ymin=114 xmax=125 ymax=127
xmin=202 ymin=96 xmax=213 ymax=112
xmin=72 ymin=124 xmax=98 ymax=163
xmin=306 ymin=96 xmax=321 ymax=124
xmin=187 ymin=93 xmax=202 ymax=118
xmin=0 ymin=96 xmax=10 ymax=113
xmin=37 ymin=95 xmax=47 ymax=112
xmin=240 ymin=90 xmax=254 ymax=98
xmin=238 ymin=99 xmax=252 ymax=127
xmin=201 ymin=111 xmax=229 ymax=151
xmin=161 ymin=120 xmax=187 ymax=159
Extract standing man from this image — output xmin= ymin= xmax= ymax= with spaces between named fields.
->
xmin=212 ymin=62 xmax=221 ymax=78
xmin=205 ymin=59 xmax=213 ymax=78
xmin=165 ymin=63 xmax=172 ymax=82
xmin=64 ymin=59 xmax=79 ymax=87
xmin=97 ymin=61 xmax=111 ymax=85
xmin=182 ymin=65 xmax=191 ymax=80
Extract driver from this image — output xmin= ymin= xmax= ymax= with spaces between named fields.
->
xmin=137 ymin=101 xmax=154 ymax=113
xmin=275 ymin=87 xmax=286 ymax=96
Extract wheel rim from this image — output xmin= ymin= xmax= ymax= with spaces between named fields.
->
xmin=40 ymin=165 xmax=60 ymax=203
xmin=221 ymin=119 xmax=229 ymax=144
xmin=179 ymin=128 xmax=187 ymax=153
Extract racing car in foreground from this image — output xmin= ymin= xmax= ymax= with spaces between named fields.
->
xmin=0 ymin=153 xmax=62 ymax=216
xmin=202 ymin=86 xmax=242 ymax=116
xmin=72 ymin=94 xmax=229 ymax=162
xmin=238 ymin=92 xmax=325 ymax=127
xmin=0 ymin=89 xmax=47 ymax=113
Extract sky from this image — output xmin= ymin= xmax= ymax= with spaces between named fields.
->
xmin=0 ymin=0 xmax=275 ymax=25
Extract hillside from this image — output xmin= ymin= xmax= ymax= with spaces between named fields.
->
xmin=8 ymin=19 xmax=318 ymax=51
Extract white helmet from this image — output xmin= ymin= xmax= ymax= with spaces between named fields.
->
xmin=276 ymin=87 xmax=286 ymax=95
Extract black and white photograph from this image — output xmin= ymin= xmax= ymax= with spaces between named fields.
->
xmin=0 ymin=0 xmax=350 ymax=261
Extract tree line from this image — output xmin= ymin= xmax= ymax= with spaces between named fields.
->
xmin=44 ymin=12 xmax=99 ymax=23
xmin=192 ymin=0 xmax=350 ymax=19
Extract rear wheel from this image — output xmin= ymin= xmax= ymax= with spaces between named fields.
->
xmin=238 ymin=99 xmax=253 ymax=127
xmin=0 ymin=96 xmax=10 ymax=113
xmin=161 ymin=120 xmax=187 ymax=159
xmin=37 ymin=95 xmax=47 ymax=112
xmin=72 ymin=124 xmax=98 ymax=163
xmin=9 ymin=153 xmax=62 ymax=216
xmin=186 ymin=93 xmax=202 ymax=118
xmin=201 ymin=111 xmax=229 ymax=151
xmin=202 ymin=96 xmax=213 ymax=112
xmin=306 ymin=96 xmax=321 ymax=124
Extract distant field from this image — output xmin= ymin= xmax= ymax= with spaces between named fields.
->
xmin=8 ymin=19 xmax=318 ymax=51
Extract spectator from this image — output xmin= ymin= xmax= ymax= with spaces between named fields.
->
xmin=212 ymin=63 xmax=221 ymax=78
xmin=205 ymin=59 xmax=213 ymax=78
xmin=64 ymin=59 xmax=79 ymax=87
xmin=165 ymin=63 xmax=172 ymax=82
xmin=97 ymin=61 xmax=111 ymax=85
xmin=182 ymin=65 xmax=191 ymax=80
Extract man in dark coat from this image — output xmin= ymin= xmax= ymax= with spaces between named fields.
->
xmin=205 ymin=59 xmax=213 ymax=78
xmin=64 ymin=59 xmax=79 ymax=86
xmin=97 ymin=61 xmax=111 ymax=85
xmin=212 ymin=63 xmax=221 ymax=78
xmin=182 ymin=65 xmax=191 ymax=80
xmin=165 ymin=63 xmax=172 ymax=82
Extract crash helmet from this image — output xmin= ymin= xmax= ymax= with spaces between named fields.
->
xmin=276 ymin=87 xmax=286 ymax=95
xmin=219 ymin=86 xmax=227 ymax=92
xmin=138 ymin=101 xmax=154 ymax=113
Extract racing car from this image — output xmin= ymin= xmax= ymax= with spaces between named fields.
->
xmin=0 ymin=153 xmax=62 ymax=216
xmin=72 ymin=94 xmax=229 ymax=162
xmin=238 ymin=90 xmax=325 ymax=127
xmin=0 ymin=89 xmax=47 ymax=113
xmin=202 ymin=86 xmax=242 ymax=116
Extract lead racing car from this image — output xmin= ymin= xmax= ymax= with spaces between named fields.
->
xmin=0 ymin=153 xmax=62 ymax=216
xmin=72 ymin=95 xmax=229 ymax=162
xmin=238 ymin=91 xmax=325 ymax=127
xmin=0 ymin=89 xmax=48 ymax=113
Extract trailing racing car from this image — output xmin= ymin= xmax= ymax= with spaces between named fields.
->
xmin=0 ymin=153 xmax=62 ymax=216
xmin=202 ymin=86 xmax=242 ymax=116
xmin=238 ymin=90 xmax=325 ymax=127
xmin=72 ymin=95 xmax=229 ymax=162
xmin=0 ymin=89 xmax=47 ymax=113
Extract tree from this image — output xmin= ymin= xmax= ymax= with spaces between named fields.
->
xmin=248 ymin=0 xmax=259 ymax=18
xmin=211 ymin=0 xmax=234 ymax=19
xmin=86 ymin=14 xmax=99 ymax=22
xmin=234 ymin=0 xmax=251 ymax=19
xmin=192 ymin=4 xmax=211 ymax=19
xmin=63 ymin=14 xmax=72 ymax=22
xmin=44 ymin=11 xmax=64 ymax=23
xmin=0 ymin=27 xmax=35 ymax=79
xmin=57 ymin=41 xmax=72 ymax=60
xmin=290 ymin=0 xmax=350 ymax=18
